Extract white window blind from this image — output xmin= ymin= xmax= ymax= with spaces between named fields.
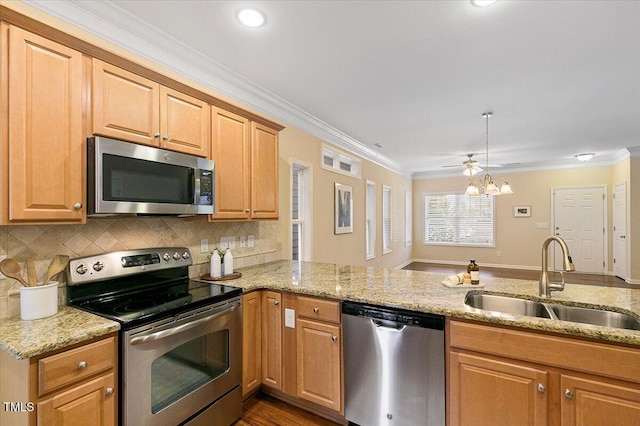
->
xmin=366 ymin=180 xmax=376 ymax=260
xmin=424 ymin=194 xmax=494 ymax=247
xmin=405 ymin=191 xmax=412 ymax=247
xmin=382 ymin=185 xmax=392 ymax=254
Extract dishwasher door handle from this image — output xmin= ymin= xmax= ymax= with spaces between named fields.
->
xmin=371 ymin=319 xmax=406 ymax=332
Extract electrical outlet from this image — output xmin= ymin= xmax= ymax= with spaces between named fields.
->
xmin=247 ymin=235 xmax=255 ymax=248
xmin=496 ymin=250 xmax=502 ymax=257
xmin=200 ymin=239 xmax=208 ymax=253
xmin=240 ymin=236 xmax=246 ymax=248
xmin=220 ymin=236 xmax=236 ymax=249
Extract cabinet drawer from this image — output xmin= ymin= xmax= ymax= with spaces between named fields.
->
xmin=38 ymin=337 xmax=115 ymax=396
xmin=297 ymin=296 xmax=340 ymax=324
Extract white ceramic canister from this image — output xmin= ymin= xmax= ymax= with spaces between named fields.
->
xmin=210 ymin=251 xmax=222 ymax=278
xmin=223 ymin=249 xmax=233 ymax=276
xmin=20 ymin=281 xmax=59 ymax=320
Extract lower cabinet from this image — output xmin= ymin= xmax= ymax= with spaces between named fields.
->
xmin=241 ymin=290 xmax=343 ymax=417
xmin=448 ymin=319 xmax=640 ymax=426
xmin=0 ymin=333 xmax=117 ymax=426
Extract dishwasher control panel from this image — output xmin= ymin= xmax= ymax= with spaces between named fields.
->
xmin=342 ymin=301 xmax=444 ymax=329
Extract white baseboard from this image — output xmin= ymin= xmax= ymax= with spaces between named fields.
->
xmin=394 ymin=260 xmax=414 ymax=270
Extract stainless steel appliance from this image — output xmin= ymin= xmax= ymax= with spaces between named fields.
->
xmin=342 ymin=301 xmax=445 ymax=426
xmin=67 ymin=248 xmax=242 ymax=426
xmin=87 ymin=136 xmax=214 ymax=216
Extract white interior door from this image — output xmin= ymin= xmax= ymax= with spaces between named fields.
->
xmin=613 ymin=182 xmax=627 ymax=279
xmin=553 ymin=187 xmax=605 ymax=274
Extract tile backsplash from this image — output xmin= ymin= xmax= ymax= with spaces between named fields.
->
xmin=0 ymin=217 xmax=282 ymax=318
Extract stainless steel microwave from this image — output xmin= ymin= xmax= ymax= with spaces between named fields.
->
xmin=87 ymin=137 xmax=214 ymax=216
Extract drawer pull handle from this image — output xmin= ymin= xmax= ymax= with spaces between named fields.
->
xmin=105 ymin=387 xmax=114 ymax=396
xmin=77 ymin=361 xmax=88 ymax=370
xmin=537 ymin=383 xmax=545 ymax=393
xmin=564 ymin=389 xmax=574 ymax=399
xmin=313 ymin=308 xmax=319 ymax=313
xmin=331 ymin=335 xmax=338 ymax=342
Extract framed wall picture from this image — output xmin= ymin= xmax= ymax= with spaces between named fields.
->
xmin=514 ymin=205 xmax=531 ymax=217
xmin=335 ymin=183 xmax=353 ymax=234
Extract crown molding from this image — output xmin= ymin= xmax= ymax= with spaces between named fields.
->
xmin=24 ymin=0 xmax=408 ymax=177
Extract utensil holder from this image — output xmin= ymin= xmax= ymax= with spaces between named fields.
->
xmin=20 ymin=281 xmax=58 ymax=320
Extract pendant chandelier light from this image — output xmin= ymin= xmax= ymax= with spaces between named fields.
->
xmin=465 ymin=112 xmax=513 ymax=196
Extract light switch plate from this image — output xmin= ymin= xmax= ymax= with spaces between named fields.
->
xmin=285 ymin=308 xmax=295 ymax=328
xmin=247 ymin=235 xmax=255 ymax=248
xmin=220 ymin=236 xmax=236 ymax=249
xmin=200 ymin=239 xmax=208 ymax=253
xmin=536 ymin=223 xmax=549 ymax=229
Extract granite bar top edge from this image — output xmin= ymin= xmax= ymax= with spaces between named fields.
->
xmin=219 ymin=260 xmax=640 ymax=347
xmin=0 ymin=306 xmax=120 ymax=360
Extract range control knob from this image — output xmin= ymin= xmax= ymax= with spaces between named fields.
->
xmin=163 ymin=253 xmax=171 ymax=262
xmin=92 ymin=261 xmax=104 ymax=272
xmin=75 ymin=264 xmax=88 ymax=275
xmin=182 ymin=251 xmax=190 ymax=259
xmin=173 ymin=252 xmax=180 ymax=260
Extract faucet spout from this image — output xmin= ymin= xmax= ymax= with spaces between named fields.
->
xmin=539 ymin=236 xmax=575 ymax=298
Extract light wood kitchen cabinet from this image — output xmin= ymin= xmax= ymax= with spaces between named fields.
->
xmin=210 ymin=107 xmax=251 ymax=220
xmin=242 ymin=291 xmax=262 ymax=399
xmin=448 ymin=319 xmax=640 ymax=426
xmin=1 ymin=24 xmax=85 ymax=224
xmin=261 ymin=291 xmax=283 ymax=390
xmin=210 ymin=109 xmax=279 ymax=220
xmin=296 ymin=296 xmax=342 ymax=413
xmin=0 ymin=334 xmax=117 ymax=426
xmin=92 ymin=59 xmax=210 ymax=157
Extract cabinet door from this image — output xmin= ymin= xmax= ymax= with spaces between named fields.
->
xmin=561 ymin=375 xmax=640 ymax=426
xmin=160 ymin=86 xmax=210 ymax=157
xmin=242 ymin=292 xmax=262 ymax=398
xmin=210 ymin=107 xmax=251 ymax=219
xmin=261 ymin=291 xmax=282 ymax=390
xmin=296 ymin=318 xmax=342 ymax=412
xmin=37 ymin=373 xmax=115 ymax=426
xmin=251 ymin=122 xmax=279 ymax=219
xmin=92 ymin=59 xmax=160 ymax=147
xmin=5 ymin=25 xmax=84 ymax=223
xmin=449 ymin=352 xmax=548 ymax=426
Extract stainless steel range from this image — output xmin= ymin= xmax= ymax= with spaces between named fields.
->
xmin=67 ymin=247 xmax=242 ymax=426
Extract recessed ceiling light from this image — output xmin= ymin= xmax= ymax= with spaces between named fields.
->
xmin=373 ymin=143 xmax=383 ymax=148
xmin=470 ymin=0 xmax=499 ymax=7
xmin=237 ymin=8 xmax=265 ymax=28
xmin=575 ymin=153 xmax=595 ymax=162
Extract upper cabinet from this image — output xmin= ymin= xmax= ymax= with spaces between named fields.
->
xmin=92 ymin=59 xmax=210 ymax=157
xmin=1 ymin=24 xmax=85 ymax=224
xmin=210 ymin=108 xmax=279 ymax=220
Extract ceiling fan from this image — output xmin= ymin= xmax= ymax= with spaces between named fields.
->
xmin=442 ymin=154 xmax=491 ymax=176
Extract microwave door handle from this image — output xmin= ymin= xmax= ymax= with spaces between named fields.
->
xmin=129 ymin=302 xmax=239 ymax=345
xmin=192 ymin=168 xmax=200 ymax=204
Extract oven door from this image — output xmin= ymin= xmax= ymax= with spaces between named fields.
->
xmin=123 ymin=298 xmax=241 ymax=426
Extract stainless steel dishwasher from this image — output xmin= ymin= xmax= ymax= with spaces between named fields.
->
xmin=342 ymin=301 xmax=445 ymax=426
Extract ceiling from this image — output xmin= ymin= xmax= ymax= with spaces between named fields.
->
xmin=28 ymin=0 xmax=640 ymax=177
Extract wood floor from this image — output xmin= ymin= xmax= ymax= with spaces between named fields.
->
xmin=237 ymin=393 xmax=341 ymax=426
xmin=403 ymin=262 xmax=640 ymax=289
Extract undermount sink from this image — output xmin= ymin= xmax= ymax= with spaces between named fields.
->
xmin=464 ymin=293 xmax=552 ymax=319
xmin=464 ymin=292 xmax=640 ymax=331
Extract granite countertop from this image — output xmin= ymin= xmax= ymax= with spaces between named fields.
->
xmin=221 ymin=260 xmax=640 ymax=347
xmin=0 ymin=306 xmax=120 ymax=360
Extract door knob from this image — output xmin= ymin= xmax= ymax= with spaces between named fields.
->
xmin=73 ymin=203 xmax=82 ymax=210
xmin=313 ymin=308 xmax=319 ymax=313
xmin=331 ymin=335 xmax=338 ymax=342
xmin=273 ymin=300 xmax=279 ymax=306
xmin=564 ymin=389 xmax=574 ymax=399
xmin=105 ymin=387 xmax=114 ymax=396
xmin=537 ymin=383 xmax=545 ymax=393
xmin=77 ymin=361 xmax=88 ymax=369
xmin=163 ymin=135 xmax=169 ymax=141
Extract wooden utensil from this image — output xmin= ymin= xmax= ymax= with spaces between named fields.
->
xmin=0 ymin=258 xmax=30 ymax=287
xmin=44 ymin=255 xmax=70 ymax=285
xmin=27 ymin=257 xmax=37 ymax=287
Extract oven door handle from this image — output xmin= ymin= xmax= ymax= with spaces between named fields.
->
xmin=129 ymin=301 xmax=240 ymax=345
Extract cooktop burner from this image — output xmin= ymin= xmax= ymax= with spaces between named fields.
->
xmin=66 ymin=247 xmax=242 ymax=329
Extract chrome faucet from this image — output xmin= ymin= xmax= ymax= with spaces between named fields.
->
xmin=539 ymin=236 xmax=575 ymax=298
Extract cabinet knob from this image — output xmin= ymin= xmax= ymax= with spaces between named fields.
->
xmin=73 ymin=203 xmax=82 ymax=210
xmin=564 ymin=389 xmax=574 ymax=399
xmin=77 ymin=361 xmax=88 ymax=370
xmin=537 ymin=383 xmax=546 ymax=393
xmin=313 ymin=307 xmax=319 ymax=313
xmin=154 ymin=132 xmax=160 ymax=138
xmin=105 ymin=387 xmax=114 ymax=396
xmin=163 ymin=135 xmax=169 ymax=141
xmin=253 ymin=209 xmax=259 ymax=213
xmin=331 ymin=335 xmax=338 ymax=342
xmin=274 ymin=300 xmax=279 ymax=306
xmin=245 ymin=209 xmax=250 ymax=213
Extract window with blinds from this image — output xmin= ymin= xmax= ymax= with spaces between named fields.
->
xmin=423 ymin=193 xmax=494 ymax=247
xmin=366 ymin=180 xmax=376 ymax=260
xmin=382 ymin=185 xmax=392 ymax=254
